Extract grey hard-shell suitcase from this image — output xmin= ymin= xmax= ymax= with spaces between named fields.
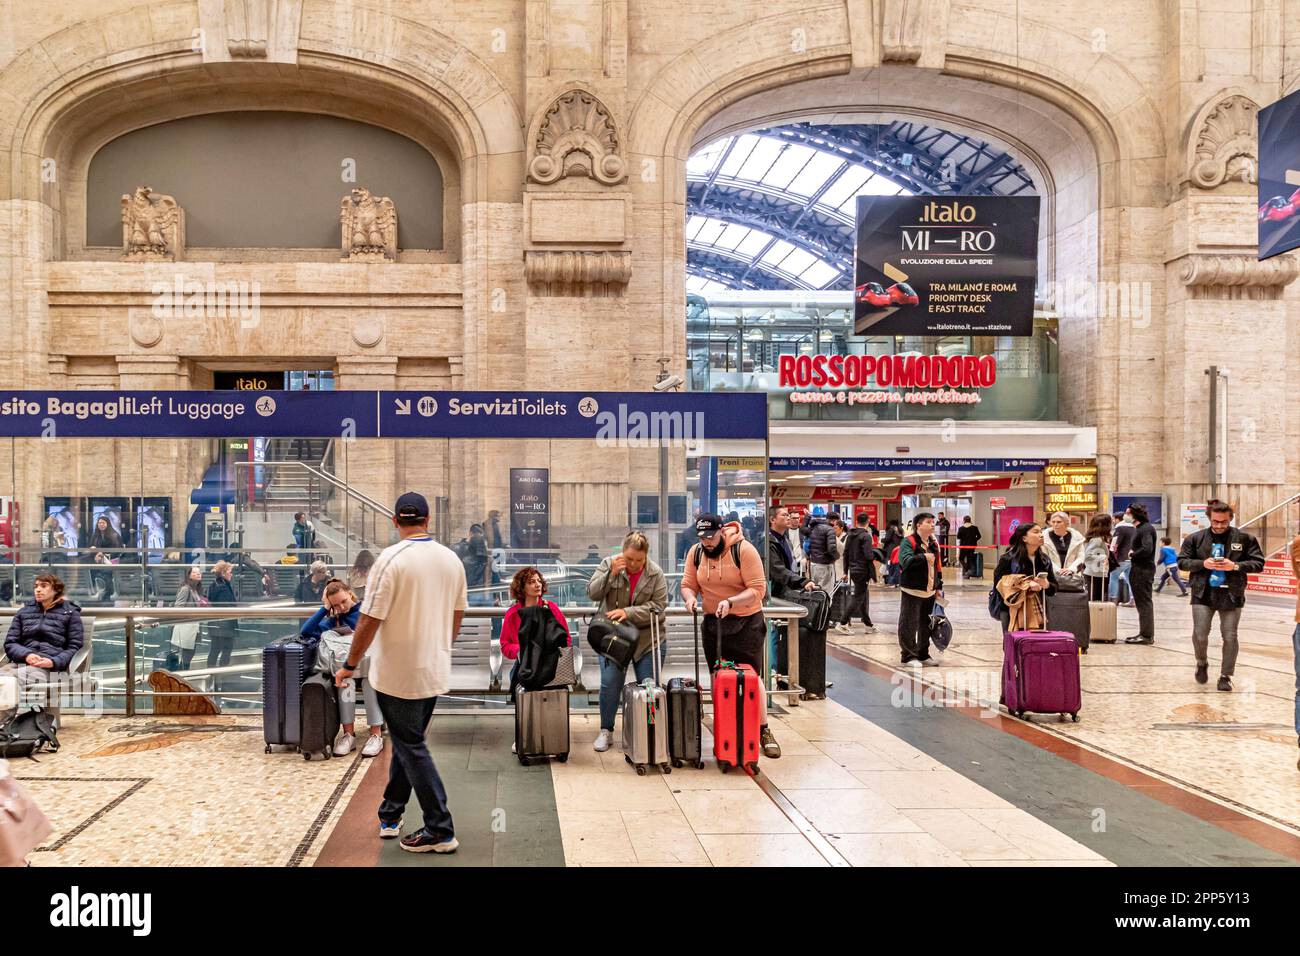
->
xmin=622 ymin=615 xmax=671 ymax=776
xmin=515 ymin=687 xmax=570 ymax=765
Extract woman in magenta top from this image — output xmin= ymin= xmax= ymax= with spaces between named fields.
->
xmin=499 ymin=566 xmax=571 ymax=663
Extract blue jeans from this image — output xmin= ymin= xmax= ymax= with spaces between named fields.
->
xmin=1109 ymin=560 xmax=1131 ymax=601
xmin=598 ymin=651 xmax=657 ymax=732
xmin=1292 ymin=623 xmax=1300 ymax=740
xmin=374 ymin=691 xmax=455 ymax=840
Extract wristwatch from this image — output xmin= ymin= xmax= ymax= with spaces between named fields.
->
xmin=342 ymin=661 xmax=359 ymax=672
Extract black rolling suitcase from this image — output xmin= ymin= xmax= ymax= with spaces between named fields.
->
xmin=829 ymin=582 xmax=852 ymax=624
xmin=788 ymin=589 xmax=830 ymax=698
xmin=299 ymin=672 xmax=341 ymax=759
xmin=263 ymin=636 xmax=314 ymax=752
xmin=667 ymin=613 xmax=704 ymax=769
xmin=968 ymin=550 xmax=984 ymax=579
xmin=1046 ymin=585 xmax=1091 ymax=653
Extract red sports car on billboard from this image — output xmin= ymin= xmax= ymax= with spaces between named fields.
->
xmin=887 ymin=281 xmax=920 ymax=306
xmin=855 ymin=282 xmax=892 ymax=307
xmin=1259 ymin=188 xmax=1300 ymax=224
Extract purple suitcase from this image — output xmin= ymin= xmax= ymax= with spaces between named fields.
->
xmin=1002 ymin=630 xmax=1081 ymax=721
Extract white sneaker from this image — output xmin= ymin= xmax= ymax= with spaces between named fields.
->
xmin=333 ymin=733 xmax=356 ymax=756
xmin=361 ymin=734 xmax=384 ymax=757
xmin=863 ymin=625 xmax=878 ymax=634
xmin=922 ymin=657 xmax=940 ymax=667
xmin=835 ymin=623 xmax=852 ymax=634
xmin=593 ymin=729 xmax=613 ymax=752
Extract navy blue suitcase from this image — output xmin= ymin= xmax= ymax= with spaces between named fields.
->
xmin=263 ymin=636 xmax=314 ymax=751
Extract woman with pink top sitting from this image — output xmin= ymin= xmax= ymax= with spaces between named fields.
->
xmin=500 ymin=567 xmax=571 ymax=752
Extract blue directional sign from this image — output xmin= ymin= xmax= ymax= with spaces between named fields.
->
xmin=0 ymin=391 xmax=769 ymax=441
xmin=0 ymin=391 xmax=379 ymax=438
xmin=377 ymin=392 xmax=768 ymax=440
xmin=768 ymin=457 xmax=1048 ymax=471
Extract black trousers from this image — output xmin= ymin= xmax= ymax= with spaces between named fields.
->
xmin=848 ymin=569 xmax=873 ymax=626
xmin=897 ymin=592 xmax=936 ymax=663
xmin=1129 ymin=564 xmax=1155 ymax=639
xmin=702 ymin=613 xmax=768 ymax=728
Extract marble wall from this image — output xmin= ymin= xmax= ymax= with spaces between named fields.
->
xmin=0 ymin=0 xmax=1296 ymax=550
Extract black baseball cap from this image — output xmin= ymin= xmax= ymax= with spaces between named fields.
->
xmin=695 ymin=513 xmax=724 ymax=538
xmin=394 ymin=491 xmax=429 ymax=520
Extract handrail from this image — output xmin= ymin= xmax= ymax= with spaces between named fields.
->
xmin=234 ymin=460 xmax=394 ymax=517
xmin=1237 ymin=493 xmax=1300 ymax=531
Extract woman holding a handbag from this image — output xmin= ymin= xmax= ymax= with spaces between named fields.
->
xmin=500 ymin=568 xmax=571 ymax=754
xmin=586 ymin=531 xmax=668 ymax=754
xmin=169 ymin=565 xmax=207 ymax=669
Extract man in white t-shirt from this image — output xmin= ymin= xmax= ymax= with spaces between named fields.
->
xmin=333 ymin=492 xmax=467 ymax=854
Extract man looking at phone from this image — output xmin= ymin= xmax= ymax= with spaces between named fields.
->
xmin=1176 ymin=500 xmax=1266 ymax=690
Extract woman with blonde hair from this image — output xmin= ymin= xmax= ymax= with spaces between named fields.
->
xmin=586 ymin=531 xmax=669 ymax=753
xmin=302 ymin=579 xmax=384 ymax=757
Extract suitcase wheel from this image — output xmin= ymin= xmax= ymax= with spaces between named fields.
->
xmin=696 ymin=760 xmax=706 ymax=770
xmin=303 ymin=752 xmax=311 ymax=761
xmin=662 ymin=764 xmax=672 ymax=775
xmin=265 ymin=745 xmax=272 ymax=754
xmin=1071 ymin=713 xmax=1080 ymax=722
xmin=518 ymin=756 xmax=531 ymax=766
xmin=718 ymin=760 xmax=730 ymax=774
xmin=745 ymin=763 xmax=759 ymax=776
xmin=556 ymin=753 xmax=568 ymax=763
xmin=671 ymin=758 xmax=682 ymax=769
xmin=635 ymin=765 xmax=646 ymax=776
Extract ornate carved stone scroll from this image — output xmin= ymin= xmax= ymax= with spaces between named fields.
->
xmin=524 ymin=250 xmax=632 ymax=296
xmin=1179 ymin=253 xmax=1298 ymax=298
xmin=120 ymin=186 xmax=184 ymax=261
xmin=1189 ymin=94 xmax=1258 ymax=189
xmin=340 ymin=187 xmax=398 ymax=262
xmin=527 ymin=89 xmax=627 ymax=186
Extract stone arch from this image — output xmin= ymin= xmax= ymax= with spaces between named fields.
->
xmin=0 ymin=1 xmax=524 ymax=213
xmin=626 ymin=8 xmax=1165 ymax=486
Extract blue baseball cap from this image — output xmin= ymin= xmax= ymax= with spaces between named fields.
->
xmin=394 ymin=491 xmax=429 ymax=520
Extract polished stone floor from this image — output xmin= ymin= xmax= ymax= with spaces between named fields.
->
xmin=12 ymin=585 xmax=1299 ymax=867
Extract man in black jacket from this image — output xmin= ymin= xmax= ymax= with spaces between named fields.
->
xmin=955 ymin=516 xmax=982 ymax=577
xmin=804 ymin=514 xmax=839 ymax=592
xmin=842 ymin=512 xmax=878 ymax=633
xmin=1123 ymin=504 xmax=1159 ymax=645
xmin=768 ymin=507 xmax=816 ymax=686
xmin=1176 ymin=500 xmax=1266 ymax=690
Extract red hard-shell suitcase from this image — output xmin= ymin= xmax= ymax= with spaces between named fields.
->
xmin=1002 ymin=630 xmax=1081 ymax=721
xmin=711 ymin=661 xmax=762 ymax=773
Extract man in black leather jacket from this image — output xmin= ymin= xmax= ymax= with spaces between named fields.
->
xmin=1176 ymin=500 xmax=1266 ymax=690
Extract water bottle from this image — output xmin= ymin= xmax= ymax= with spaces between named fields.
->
xmin=1209 ymin=542 xmax=1226 ymax=588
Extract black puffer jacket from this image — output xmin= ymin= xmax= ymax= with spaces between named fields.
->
xmin=4 ymin=598 xmax=85 ymax=671
xmin=805 ymin=519 xmax=839 ymax=566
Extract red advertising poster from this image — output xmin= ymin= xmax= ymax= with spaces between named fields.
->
xmin=853 ymin=503 xmax=880 ymax=529
xmin=996 ymin=506 xmax=1034 ymax=545
xmin=989 ymin=496 xmax=1007 ymax=509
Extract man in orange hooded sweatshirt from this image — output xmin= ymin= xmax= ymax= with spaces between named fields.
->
xmin=681 ymin=513 xmax=779 ymax=758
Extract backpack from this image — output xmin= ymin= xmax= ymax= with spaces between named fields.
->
xmin=0 ymin=707 xmax=59 ymax=758
xmin=988 ymin=555 xmax=1022 ymax=619
xmin=692 ymin=540 xmax=742 ymax=570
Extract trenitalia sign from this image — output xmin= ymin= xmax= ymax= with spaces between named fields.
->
xmin=779 ymin=353 xmax=997 ymax=406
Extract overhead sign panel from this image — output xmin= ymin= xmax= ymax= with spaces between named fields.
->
xmin=853 ymin=195 xmax=1040 ymax=336
xmin=0 ymin=391 xmax=769 ymax=441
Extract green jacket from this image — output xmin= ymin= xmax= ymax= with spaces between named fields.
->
xmin=586 ymin=557 xmax=668 ymax=662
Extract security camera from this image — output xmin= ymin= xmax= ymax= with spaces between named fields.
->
xmin=653 ymin=374 xmax=684 ymax=392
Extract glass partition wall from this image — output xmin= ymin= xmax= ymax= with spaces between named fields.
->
xmin=0 ymin=430 xmax=771 ymax=714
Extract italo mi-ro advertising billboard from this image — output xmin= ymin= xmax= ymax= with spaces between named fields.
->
xmin=853 ymin=195 xmax=1040 ymax=336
